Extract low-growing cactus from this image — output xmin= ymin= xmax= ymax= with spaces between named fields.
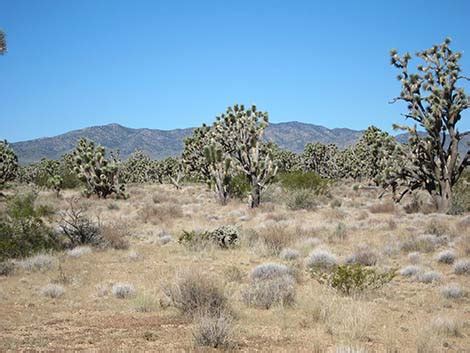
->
xmin=72 ymin=138 xmax=127 ymax=198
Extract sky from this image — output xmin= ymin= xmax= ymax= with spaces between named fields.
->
xmin=1 ymin=0 xmax=469 ymax=142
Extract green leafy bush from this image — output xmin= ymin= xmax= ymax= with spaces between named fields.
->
xmin=228 ymin=173 xmax=251 ymax=199
xmin=277 ymin=171 xmax=329 ymax=193
xmin=0 ymin=193 xmax=59 ymax=261
xmin=312 ymin=264 xmax=395 ymax=295
xmin=285 ymin=189 xmax=317 ymax=210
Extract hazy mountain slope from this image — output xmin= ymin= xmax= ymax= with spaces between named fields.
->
xmin=10 ymin=122 xmax=468 ymax=165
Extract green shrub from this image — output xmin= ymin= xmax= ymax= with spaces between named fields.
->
xmin=285 ymin=189 xmax=317 ymax=210
xmin=0 ymin=218 xmax=59 ymax=262
xmin=312 ymin=264 xmax=395 ymax=295
xmin=228 ymin=173 xmax=251 ymax=199
xmin=179 ymin=226 xmax=239 ymax=249
xmin=0 ymin=192 xmax=60 ymax=261
xmin=277 ymin=171 xmax=329 ymax=193
xmin=448 ymin=170 xmax=470 ymax=215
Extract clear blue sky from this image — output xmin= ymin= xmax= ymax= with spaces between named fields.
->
xmin=1 ymin=0 xmax=469 ymax=142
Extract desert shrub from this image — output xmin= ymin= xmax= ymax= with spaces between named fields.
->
xmin=333 ymin=222 xmax=347 ymax=240
xmin=242 ymin=274 xmax=296 ymax=309
xmin=435 ymin=250 xmax=455 ymax=264
xmin=112 ymin=283 xmax=136 ymax=298
xmin=431 ymin=317 xmax=462 ymax=337
xmin=66 ymin=246 xmax=92 ymax=258
xmin=133 ymin=294 xmax=158 ymax=312
xmin=279 ymin=248 xmax=300 ymax=261
xmin=408 ymin=252 xmax=421 ymax=264
xmin=425 ymin=219 xmax=449 ymax=237
xmin=0 ymin=192 xmax=60 ymax=261
xmin=250 ymin=263 xmax=295 ymax=282
xmin=453 ymin=259 xmax=470 ymax=275
xmin=192 ymin=311 xmax=235 ymax=349
xmin=345 ymin=245 xmax=378 ymax=266
xmin=58 ymin=199 xmax=102 ymax=247
xmin=254 ymin=225 xmax=297 ymax=255
xmin=416 ymin=271 xmax=441 ymax=283
xmin=305 ymin=249 xmax=337 ymax=272
xmin=179 ymin=225 xmax=239 ymax=249
xmin=368 ymin=201 xmax=395 ymax=214
xmin=285 ymin=189 xmax=317 ymax=210
xmin=100 ymin=223 xmax=130 ymax=250
xmin=440 ymin=284 xmax=464 ymax=299
xmin=400 ymin=235 xmax=437 ymax=253
xmin=0 ymin=260 xmax=15 ymax=276
xmin=330 ymin=198 xmax=342 ymax=208
xmin=313 ymin=264 xmax=395 ymax=295
xmin=162 ymin=271 xmax=230 ymax=318
xmin=224 ymin=266 xmax=244 ymax=283
xmin=139 ymin=203 xmax=183 ymax=224
xmin=277 ymin=171 xmax=329 ymax=193
xmin=17 ymin=253 xmax=56 ymax=272
xmin=159 ymin=234 xmax=173 ymax=245
xmin=41 ymin=283 xmax=65 ymax=298
xmin=399 ymin=265 xmax=421 ymax=277
xmin=227 ymin=173 xmax=250 ymax=200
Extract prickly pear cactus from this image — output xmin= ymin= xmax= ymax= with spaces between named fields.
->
xmin=0 ymin=140 xmax=18 ymax=189
xmin=72 ymin=138 xmax=127 ymax=199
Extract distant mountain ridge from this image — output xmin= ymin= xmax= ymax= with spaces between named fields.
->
xmin=9 ymin=122 xmax=469 ymax=165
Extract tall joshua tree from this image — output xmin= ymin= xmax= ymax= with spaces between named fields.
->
xmin=388 ymin=38 xmax=469 ymax=212
xmin=0 ymin=30 xmax=6 ymax=55
xmin=212 ymin=104 xmax=277 ymax=208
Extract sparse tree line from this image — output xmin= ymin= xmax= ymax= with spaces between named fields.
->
xmin=1 ymin=35 xmax=469 ymax=213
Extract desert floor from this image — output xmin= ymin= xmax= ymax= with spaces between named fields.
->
xmin=0 ymin=183 xmax=469 ymax=352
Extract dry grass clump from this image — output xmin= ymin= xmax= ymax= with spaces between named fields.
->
xmin=305 ymin=249 xmax=337 ymax=271
xmin=158 ymin=234 xmax=173 ymax=245
xmin=345 ymin=245 xmax=378 ymax=266
xmin=279 ymin=248 xmax=300 ymax=261
xmin=192 ymin=311 xmax=235 ymax=349
xmin=112 ymin=283 xmax=136 ymax=299
xmin=400 ymin=234 xmax=437 ymax=253
xmin=66 ymin=246 xmax=92 ymax=258
xmin=242 ymin=262 xmax=297 ymax=309
xmin=139 ymin=203 xmax=183 ymax=225
xmin=368 ymin=201 xmax=395 ymax=214
xmin=162 ymin=270 xmax=230 ymax=318
xmin=399 ymin=265 xmax=421 ymax=277
xmin=416 ymin=271 xmax=442 ymax=284
xmin=41 ymin=283 xmax=65 ymax=298
xmin=252 ymin=225 xmax=298 ymax=255
xmin=425 ymin=219 xmax=449 ymax=237
xmin=127 ymin=250 xmax=142 ymax=261
xmin=17 ymin=253 xmax=56 ymax=272
xmin=435 ymin=250 xmax=456 ymax=264
xmin=100 ymin=223 xmax=130 ymax=250
xmin=223 ymin=266 xmax=244 ymax=283
xmin=0 ymin=260 xmax=15 ymax=276
xmin=440 ymin=283 xmax=465 ymax=299
xmin=453 ymin=259 xmax=470 ymax=275
xmin=408 ymin=252 xmax=421 ymax=264
xmin=132 ymin=294 xmax=158 ymax=312
xmin=431 ymin=316 xmax=462 ymax=337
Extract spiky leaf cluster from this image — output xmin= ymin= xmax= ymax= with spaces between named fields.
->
xmin=302 ymin=143 xmax=341 ymax=178
xmin=387 ymin=38 xmax=469 ymax=211
xmin=0 ymin=30 xmax=6 ymax=55
xmin=0 ymin=140 xmax=18 ymax=188
xmin=36 ymin=158 xmax=63 ymax=195
xmin=159 ymin=157 xmax=184 ymax=189
xmin=72 ymin=138 xmax=127 ymax=199
xmin=121 ymin=150 xmax=157 ymax=184
xmin=271 ymin=144 xmax=302 ymax=172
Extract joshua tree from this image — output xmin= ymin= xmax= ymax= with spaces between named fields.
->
xmin=37 ymin=158 xmax=63 ymax=196
xmin=303 ymin=143 xmax=341 ymax=178
xmin=212 ymin=104 xmax=278 ymax=208
xmin=159 ymin=157 xmax=184 ymax=189
xmin=0 ymin=140 xmax=18 ymax=190
xmin=204 ymin=142 xmax=232 ymax=204
xmin=388 ymin=38 xmax=469 ymax=212
xmin=72 ymin=138 xmax=127 ymax=199
xmin=0 ymin=30 xmax=6 ymax=55
xmin=182 ymin=125 xmax=212 ymax=183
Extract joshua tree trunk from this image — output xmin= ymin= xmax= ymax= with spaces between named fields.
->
xmin=250 ymin=176 xmax=261 ymax=208
xmin=436 ymin=181 xmax=452 ymax=213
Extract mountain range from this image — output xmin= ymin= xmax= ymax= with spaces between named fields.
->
xmin=9 ymin=122 xmax=469 ymax=165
